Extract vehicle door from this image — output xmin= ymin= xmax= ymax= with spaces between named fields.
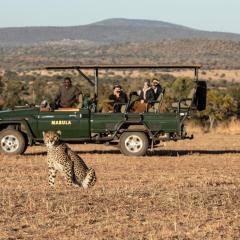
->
xmin=35 ymin=108 xmax=90 ymax=140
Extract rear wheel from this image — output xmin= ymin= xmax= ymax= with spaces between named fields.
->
xmin=119 ymin=132 xmax=149 ymax=156
xmin=0 ymin=129 xmax=27 ymax=155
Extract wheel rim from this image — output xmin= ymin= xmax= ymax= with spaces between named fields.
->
xmin=1 ymin=135 xmax=20 ymax=153
xmin=125 ymin=135 xmax=143 ymax=153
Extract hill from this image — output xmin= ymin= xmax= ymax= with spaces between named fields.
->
xmin=1 ymin=39 xmax=240 ymax=70
xmin=1 ymin=18 xmax=240 ymax=70
xmin=1 ymin=18 xmax=240 ymax=47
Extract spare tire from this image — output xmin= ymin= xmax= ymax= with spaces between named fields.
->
xmin=194 ymin=81 xmax=207 ymax=111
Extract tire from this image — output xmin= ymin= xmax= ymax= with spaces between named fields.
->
xmin=119 ymin=132 xmax=149 ymax=156
xmin=0 ymin=129 xmax=27 ymax=155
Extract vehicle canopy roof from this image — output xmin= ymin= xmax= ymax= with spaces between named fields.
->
xmin=45 ymin=64 xmax=201 ymax=70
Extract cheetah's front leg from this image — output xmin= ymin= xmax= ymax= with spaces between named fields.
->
xmin=48 ymin=166 xmax=57 ymax=187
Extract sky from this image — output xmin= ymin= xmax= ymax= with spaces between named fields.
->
xmin=0 ymin=0 xmax=239 ymax=34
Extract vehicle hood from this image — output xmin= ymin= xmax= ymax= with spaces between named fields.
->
xmin=0 ymin=107 xmax=39 ymax=120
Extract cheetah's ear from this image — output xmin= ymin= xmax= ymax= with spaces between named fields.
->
xmin=57 ymin=130 xmax=62 ymax=136
xmin=42 ymin=131 xmax=45 ymax=137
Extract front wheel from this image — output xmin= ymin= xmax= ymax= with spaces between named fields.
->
xmin=0 ymin=129 xmax=27 ymax=155
xmin=119 ymin=132 xmax=149 ymax=156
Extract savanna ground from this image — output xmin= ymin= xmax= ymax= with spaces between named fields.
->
xmin=0 ymin=132 xmax=239 ymax=240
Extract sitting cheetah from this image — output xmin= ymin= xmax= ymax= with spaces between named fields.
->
xmin=43 ymin=130 xmax=96 ymax=188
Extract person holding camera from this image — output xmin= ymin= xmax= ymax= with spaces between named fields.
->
xmin=108 ymin=84 xmax=128 ymax=112
xmin=151 ymin=78 xmax=162 ymax=100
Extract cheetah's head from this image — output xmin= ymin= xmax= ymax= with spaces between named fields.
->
xmin=42 ymin=130 xmax=62 ymax=148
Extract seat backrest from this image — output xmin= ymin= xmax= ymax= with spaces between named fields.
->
xmin=130 ymin=101 xmax=146 ymax=113
xmin=126 ymin=93 xmax=140 ymax=112
xmin=120 ymin=104 xmax=127 ymax=113
xmin=152 ymin=88 xmax=165 ymax=112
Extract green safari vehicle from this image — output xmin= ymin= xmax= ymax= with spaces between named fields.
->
xmin=0 ymin=65 xmax=207 ymax=156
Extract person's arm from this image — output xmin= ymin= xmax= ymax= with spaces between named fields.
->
xmin=124 ymin=92 xmax=128 ymax=103
xmin=108 ymin=94 xmax=115 ymax=101
xmin=72 ymin=87 xmax=81 ymax=105
xmin=139 ymin=90 xmax=144 ymax=100
xmin=75 ymin=87 xmax=81 ymax=96
xmin=157 ymin=85 xmax=162 ymax=96
xmin=75 ymin=87 xmax=81 ymax=98
xmin=148 ymin=89 xmax=155 ymax=103
xmin=55 ymin=87 xmax=61 ymax=101
xmin=119 ymin=92 xmax=128 ymax=103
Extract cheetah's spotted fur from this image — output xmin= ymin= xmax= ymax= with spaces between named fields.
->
xmin=43 ymin=131 xmax=96 ymax=188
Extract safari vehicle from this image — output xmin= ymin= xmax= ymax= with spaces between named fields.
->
xmin=0 ymin=65 xmax=206 ymax=156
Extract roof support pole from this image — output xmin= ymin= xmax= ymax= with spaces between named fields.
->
xmin=94 ymin=68 xmax=99 ymax=98
xmin=194 ymin=67 xmax=199 ymax=81
xmin=76 ymin=68 xmax=95 ymax=86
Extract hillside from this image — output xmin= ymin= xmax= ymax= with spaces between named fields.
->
xmin=1 ymin=18 xmax=240 ymax=47
xmin=1 ymin=39 xmax=240 ymax=70
xmin=1 ymin=18 xmax=240 ymax=70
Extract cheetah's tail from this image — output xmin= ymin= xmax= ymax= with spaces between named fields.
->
xmin=82 ymin=168 xmax=96 ymax=189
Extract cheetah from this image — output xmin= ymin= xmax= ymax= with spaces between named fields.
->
xmin=43 ymin=130 xmax=96 ymax=188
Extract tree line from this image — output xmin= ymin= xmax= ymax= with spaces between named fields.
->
xmin=0 ymin=71 xmax=239 ymax=130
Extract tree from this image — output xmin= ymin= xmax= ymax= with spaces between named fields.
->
xmin=2 ymin=80 xmax=27 ymax=107
xmin=171 ymin=77 xmax=195 ymax=99
xmin=199 ymin=89 xmax=235 ymax=129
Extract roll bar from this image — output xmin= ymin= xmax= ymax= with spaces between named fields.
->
xmin=44 ymin=64 xmax=201 ymax=98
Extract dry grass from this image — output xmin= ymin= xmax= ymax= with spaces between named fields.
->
xmin=171 ymin=69 xmax=240 ymax=82
xmin=18 ymin=69 xmax=240 ymax=82
xmin=0 ymin=133 xmax=240 ymax=239
xmin=214 ymin=120 xmax=240 ymax=134
xmin=186 ymin=119 xmax=240 ymax=135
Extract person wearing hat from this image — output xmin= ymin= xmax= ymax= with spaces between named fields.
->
xmin=151 ymin=78 xmax=162 ymax=100
xmin=108 ymin=84 xmax=128 ymax=112
xmin=139 ymin=80 xmax=155 ymax=103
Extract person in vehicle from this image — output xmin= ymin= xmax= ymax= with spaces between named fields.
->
xmin=151 ymin=78 xmax=162 ymax=100
xmin=108 ymin=84 xmax=128 ymax=112
xmin=55 ymin=77 xmax=81 ymax=108
xmin=139 ymin=80 xmax=155 ymax=103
